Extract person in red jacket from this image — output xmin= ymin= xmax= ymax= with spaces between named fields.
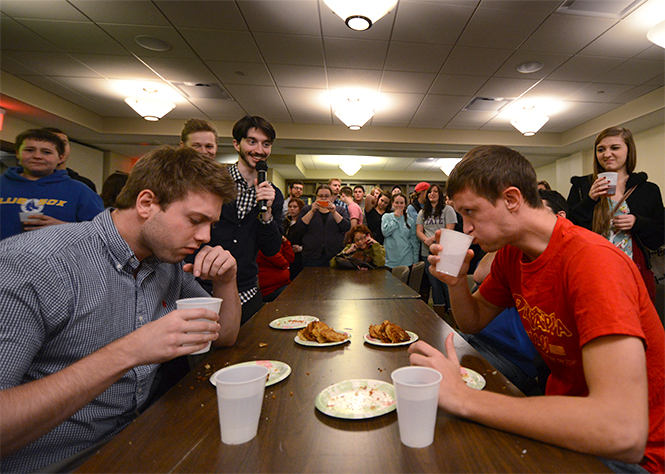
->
xmin=257 ymin=236 xmax=295 ymax=302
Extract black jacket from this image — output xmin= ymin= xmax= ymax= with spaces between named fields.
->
xmin=567 ymin=172 xmax=664 ymax=252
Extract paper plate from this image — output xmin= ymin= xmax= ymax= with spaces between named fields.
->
xmin=363 ymin=330 xmax=418 ymax=347
xmin=315 ymin=379 xmax=396 ymax=419
xmin=210 ymin=360 xmax=291 ymax=387
xmin=269 ymin=315 xmax=319 ymax=330
xmin=461 ymin=367 xmax=486 ymax=390
xmin=294 ymin=333 xmax=350 ymax=347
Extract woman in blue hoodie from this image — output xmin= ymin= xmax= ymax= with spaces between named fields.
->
xmin=381 ymin=193 xmax=419 ymax=270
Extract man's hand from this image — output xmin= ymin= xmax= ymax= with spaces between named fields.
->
xmin=427 ymin=229 xmax=474 ymax=286
xmin=255 ymin=179 xmax=276 ymax=207
xmin=183 ymin=245 xmax=237 ymax=283
xmin=22 ymin=215 xmax=67 ymax=230
xmin=408 ymin=335 xmax=469 ymax=415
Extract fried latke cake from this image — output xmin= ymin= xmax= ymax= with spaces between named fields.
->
xmin=368 ymin=320 xmax=410 ymax=343
xmin=298 ymin=321 xmax=348 ymax=343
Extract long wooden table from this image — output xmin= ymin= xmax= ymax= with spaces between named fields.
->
xmin=277 ymin=267 xmax=421 ymax=300
xmin=77 ymin=269 xmax=609 ymax=473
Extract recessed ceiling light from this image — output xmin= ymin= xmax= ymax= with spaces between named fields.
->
xmin=135 ymin=35 xmax=172 ymax=52
xmin=516 ymin=61 xmax=544 ymax=74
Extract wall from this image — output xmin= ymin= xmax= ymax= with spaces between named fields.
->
xmin=536 ymin=124 xmax=665 ymax=200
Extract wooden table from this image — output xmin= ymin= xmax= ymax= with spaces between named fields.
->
xmin=277 ymin=267 xmax=421 ymax=301
xmin=77 ymin=296 xmax=609 ymax=473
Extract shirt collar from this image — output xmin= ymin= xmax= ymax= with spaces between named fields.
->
xmin=92 ymin=209 xmax=144 ymax=273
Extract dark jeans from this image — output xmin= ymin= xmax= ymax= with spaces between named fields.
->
xmin=424 ymin=257 xmax=451 ymax=307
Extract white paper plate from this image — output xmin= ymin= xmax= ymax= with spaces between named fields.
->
xmin=294 ymin=332 xmax=350 ymax=347
xmin=210 ymin=360 xmax=291 ymax=387
xmin=461 ymin=367 xmax=486 ymax=390
xmin=269 ymin=315 xmax=319 ymax=330
xmin=363 ymin=330 xmax=418 ymax=347
xmin=315 ymin=379 xmax=396 ymax=419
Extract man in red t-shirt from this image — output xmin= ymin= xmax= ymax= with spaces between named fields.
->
xmin=409 ymin=145 xmax=664 ymax=473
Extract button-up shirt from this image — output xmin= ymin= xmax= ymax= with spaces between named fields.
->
xmin=0 ymin=210 xmax=207 ymax=472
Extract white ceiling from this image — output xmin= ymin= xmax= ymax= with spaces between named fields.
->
xmin=1 ymin=0 xmax=664 ymax=179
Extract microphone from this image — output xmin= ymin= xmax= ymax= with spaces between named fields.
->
xmin=256 ymin=161 xmax=268 ymax=213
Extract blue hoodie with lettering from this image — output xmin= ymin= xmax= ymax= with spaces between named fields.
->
xmin=0 ymin=167 xmax=104 ymax=240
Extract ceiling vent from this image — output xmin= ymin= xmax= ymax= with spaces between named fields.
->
xmin=176 ymin=83 xmax=233 ymax=100
xmin=463 ymin=97 xmax=512 ymax=112
xmin=556 ymin=0 xmax=646 ymax=19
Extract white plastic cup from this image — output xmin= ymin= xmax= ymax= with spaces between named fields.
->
xmin=19 ymin=212 xmax=43 ymax=231
xmin=391 ymin=366 xmax=442 ymax=448
xmin=435 ymin=229 xmax=474 ymax=277
xmin=598 ymin=172 xmax=618 ymax=196
xmin=214 ymin=365 xmax=269 ymax=445
xmin=176 ymin=297 xmax=222 ymax=355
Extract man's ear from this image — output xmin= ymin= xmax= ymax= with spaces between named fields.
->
xmin=232 ymin=139 xmax=240 ymax=153
xmin=135 ymin=190 xmax=160 ymax=219
xmin=503 ymin=186 xmax=522 ymax=212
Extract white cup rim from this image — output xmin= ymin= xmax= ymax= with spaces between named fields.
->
xmin=214 ymin=365 xmax=269 ymax=386
xmin=391 ymin=366 xmax=443 ymax=387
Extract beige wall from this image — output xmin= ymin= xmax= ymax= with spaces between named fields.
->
xmin=536 ymin=124 xmax=665 ymax=200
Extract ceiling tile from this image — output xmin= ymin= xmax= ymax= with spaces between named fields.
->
xmin=223 ymin=84 xmax=291 ymax=122
xmin=392 ymin=1 xmax=476 ymax=45
xmin=373 ymin=92 xmax=424 ymax=125
xmin=1 ymin=15 xmax=60 ymax=52
xmin=280 ymin=87 xmax=331 ymax=124
xmin=99 ymin=24 xmax=198 ymax=59
xmin=72 ymin=54 xmax=160 ymax=80
xmin=69 ymin=0 xmax=170 ymax=26
xmin=410 ymin=95 xmax=471 ymax=128
xmin=3 ymin=51 xmax=101 ymax=77
xmin=142 ymin=57 xmax=219 ymax=84
xmin=155 ymin=0 xmax=246 ymax=30
xmin=327 ymin=68 xmax=382 ymax=91
xmin=256 ymin=33 xmax=325 ymax=67
xmin=476 ymin=77 xmax=540 ymax=99
xmin=238 ymin=0 xmax=321 ymax=36
xmin=385 ymin=42 xmax=453 ymax=73
xmin=565 ymin=82 xmax=634 ymax=103
xmin=15 ymin=19 xmax=128 ymax=55
xmin=380 ymin=71 xmax=436 ymax=93
xmin=179 ymin=29 xmax=262 ymax=62
xmin=270 ymin=65 xmax=327 ymax=88
xmin=324 ymin=37 xmax=389 ymax=69
xmin=207 ymin=61 xmax=274 ymax=86
xmin=441 ymin=46 xmax=513 ymax=76
xmin=520 ymin=79 xmax=587 ymax=100
xmin=188 ymin=98 xmax=247 ymax=122
xmin=457 ymin=7 xmax=549 ymax=50
xmin=0 ymin=0 xmax=88 ymax=21
xmin=520 ymin=14 xmax=616 ymax=54
xmin=547 ymin=55 xmax=626 ymax=83
xmin=604 ymin=58 xmax=665 ymax=86
xmin=429 ymin=74 xmax=488 ymax=96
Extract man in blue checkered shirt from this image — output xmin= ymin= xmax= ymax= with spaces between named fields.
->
xmin=0 ymin=146 xmax=241 ymax=473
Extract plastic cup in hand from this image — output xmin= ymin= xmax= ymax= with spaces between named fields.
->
xmin=176 ymin=297 xmax=222 ymax=355
xmin=598 ymin=172 xmax=618 ymax=195
xmin=214 ymin=365 xmax=269 ymax=445
xmin=391 ymin=366 xmax=442 ymax=448
xmin=19 ymin=212 xmax=43 ymax=231
xmin=435 ymin=229 xmax=474 ymax=277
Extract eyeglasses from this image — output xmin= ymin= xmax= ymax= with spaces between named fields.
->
xmin=354 ymin=235 xmax=367 ymax=243
xmin=316 ymin=194 xmax=331 ymax=199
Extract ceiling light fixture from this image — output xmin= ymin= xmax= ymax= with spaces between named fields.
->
xmin=124 ymin=91 xmax=175 ymax=121
xmin=324 ymin=0 xmax=398 ymax=31
xmin=339 ymin=163 xmax=362 ymax=176
xmin=134 ymin=35 xmax=172 ymax=52
xmin=439 ymin=158 xmax=462 ymax=176
xmin=516 ymin=61 xmax=544 ymax=74
xmin=334 ymin=97 xmax=374 ymax=130
xmin=647 ymin=19 xmax=665 ymax=48
xmin=510 ymin=105 xmax=549 ymax=136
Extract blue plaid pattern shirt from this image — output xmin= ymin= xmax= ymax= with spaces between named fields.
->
xmin=0 ymin=210 xmax=208 ymax=473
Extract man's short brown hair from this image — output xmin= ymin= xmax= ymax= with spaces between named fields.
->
xmin=115 ymin=146 xmax=236 ymax=210
xmin=180 ymin=118 xmax=218 ymax=143
xmin=15 ymin=129 xmax=65 ymax=156
xmin=446 ymin=145 xmax=542 ymax=209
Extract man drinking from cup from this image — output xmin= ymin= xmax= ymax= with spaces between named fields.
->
xmin=409 ymin=145 xmax=664 ymax=474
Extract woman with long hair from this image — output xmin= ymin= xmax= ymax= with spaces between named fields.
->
xmin=416 ymin=184 xmax=457 ymax=308
xmin=381 ymin=193 xmax=419 ymax=270
xmin=567 ymin=126 xmax=663 ymax=300
xmin=284 ymin=197 xmax=305 ymax=279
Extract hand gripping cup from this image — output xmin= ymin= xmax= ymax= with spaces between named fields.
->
xmin=435 ymin=229 xmax=474 ymax=277
xmin=391 ymin=366 xmax=442 ymax=448
xmin=176 ymin=297 xmax=222 ymax=355
xmin=598 ymin=172 xmax=618 ymax=196
xmin=214 ymin=365 xmax=269 ymax=444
